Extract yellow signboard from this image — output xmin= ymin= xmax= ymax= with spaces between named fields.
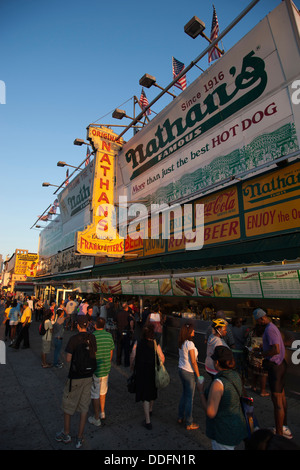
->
xmin=245 ymin=198 xmax=300 ymax=238
xmin=76 ymin=127 xmax=125 ymax=257
xmin=242 ymin=161 xmax=300 ymax=210
xmin=15 ymin=252 xmax=38 ymax=278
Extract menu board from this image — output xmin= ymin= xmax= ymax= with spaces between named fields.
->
xmin=144 ymin=279 xmax=160 ymax=296
xmin=88 ymin=270 xmax=300 ymax=299
xmin=212 ymin=275 xmax=231 ymax=297
xmin=259 ymin=270 xmax=300 ymax=299
xmin=132 ymin=280 xmax=146 ymax=295
xmin=172 ymin=277 xmax=197 ymax=297
xmin=228 ymin=273 xmax=263 ymax=298
xmin=121 ymin=280 xmax=133 ymax=295
xmin=195 ymin=276 xmax=214 ymax=297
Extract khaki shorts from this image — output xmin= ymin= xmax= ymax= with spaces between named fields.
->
xmin=62 ymin=377 xmax=92 ymax=415
xmin=42 ymin=339 xmax=52 ymax=354
xmin=91 ymin=374 xmax=109 ymax=399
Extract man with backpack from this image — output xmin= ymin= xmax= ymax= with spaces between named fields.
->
xmin=55 ymin=315 xmax=97 ymax=449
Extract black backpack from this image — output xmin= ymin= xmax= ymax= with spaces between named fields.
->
xmin=70 ymin=336 xmax=97 ymax=378
xmin=39 ymin=321 xmax=46 ymax=336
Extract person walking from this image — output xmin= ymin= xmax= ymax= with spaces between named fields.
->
xmin=198 ymin=346 xmax=248 ymax=450
xmin=205 ymin=318 xmax=230 ymax=378
xmin=130 ymin=324 xmax=165 ymax=430
xmin=116 ymin=302 xmax=134 ymax=367
xmin=246 ymin=323 xmax=269 ymax=397
xmin=252 ymin=308 xmax=292 ymax=439
xmin=177 ymin=323 xmax=202 ymax=430
xmin=89 ymin=317 xmax=115 ymax=426
xmin=8 ymin=300 xmax=21 ymax=345
xmin=53 ymin=305 xmax=65 ymax=368
xmin=3 ymin=300 xmax=11 ymax=342
xmin=11 ymin=301 xmax=32 ymax=349
xmin=41 ymin=309 xmax=54 ymax=367
xmin=65 ymin=295 xmax=78 ymax=331
xmin=55 ymin=315 xmax=97 ymax=449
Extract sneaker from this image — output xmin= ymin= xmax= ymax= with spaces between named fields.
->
xmin=142 ymin=420 xmax=152 ymax=430
xmin=283 ymin=426 xmax=293 ymax=439
xmin=100 ymin=412 xmax=106 ymax=420
xmin=55 ymin=430 xmax=71 ymax=444
xmin=186 ymin=423 xmax=199 ymax=430
xmin=271 ymin=426 xmax=293 ymax=439
xmin=88 ymin=416 xmax=101 ymax=427
xmin=75 ymin=436 xmax=84 ymax=449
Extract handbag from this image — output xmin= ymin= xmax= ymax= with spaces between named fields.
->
xmin=127 ymin=371 xmax=136 ymax=393
xmin=154 ymin=340 xmax=170 ymax=389
xmin=224 ymin=376 xmax=259 ymax=438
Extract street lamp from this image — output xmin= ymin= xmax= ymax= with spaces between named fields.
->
xmin=112 ymin=108 xmax=145 ymax=125
xmin=184 ymin=16 xmax=224 ymax=56
xmin=73 ymin=138 xmax=89 ymax=146
xmin=57 ymin=161 xmax=81 ymax=170
xmin=139 ymin=74 xmax=176 ymax=98
xmin=42 ymin=182 xmax=60 ymax=188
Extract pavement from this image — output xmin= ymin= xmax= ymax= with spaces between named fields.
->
xmin=1 ymin=306 xmax=300 ymax=455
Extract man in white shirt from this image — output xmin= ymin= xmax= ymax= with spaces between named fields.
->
xmin=65 ymin=295 xmax=78 ymax=331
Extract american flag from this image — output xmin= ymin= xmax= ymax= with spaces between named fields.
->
xmin=139 ymin=88 xmax=151 ymax=115
xmin=65 ymin=168 xmax=69 ymax=186
xmin=172 ymin=57 xmax=187 ymax=91
xmin=85 ymin=146 xmax=91 ymax=166
xmin=38 ymin=215 xmax=49 ymax=221
xmin=48 ymin=205 xmax=57 ymax=215
xmin=208 ymin=5 xmax=222 ymax=63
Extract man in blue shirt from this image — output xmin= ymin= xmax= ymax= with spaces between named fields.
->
xmin=253 ymin=308 xmax=292 ymax=439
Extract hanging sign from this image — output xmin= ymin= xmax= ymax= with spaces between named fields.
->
xmin=76 ymin=126 xmax=125 ymax=257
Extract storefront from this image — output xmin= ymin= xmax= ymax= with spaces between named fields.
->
xmin=34 ymin=1 xmax=300 ymax=360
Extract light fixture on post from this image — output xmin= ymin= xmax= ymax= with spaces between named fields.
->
xmin=184 ymin=16 xmax=224 ymax=55
xmin=112 ymin=108 xmax=145 ymax=125
xmin=73 ymin=138 xmax=89 ymax=146
xmin=57 ymin=161 xmax=81 ymax=171
xmin=42 ymin=182 xmax=60 ymax=188
xmin=139 ymin=74 xmax=176 ymax=98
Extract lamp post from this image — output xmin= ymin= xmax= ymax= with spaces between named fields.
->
xmin=112 ymin=109 xmax=146 ymax=126
xmin=42 ymin=182 xmax=60 ymax=188
xmin=73 ymin=138 xmax=89 ymax=146
xmin=57 ymin=161 xmax=81 ymax=171
xmin=139 ymin=74 xmax=176 ymax=98
xmin=184 ymin=16 xmax=224 ymax=55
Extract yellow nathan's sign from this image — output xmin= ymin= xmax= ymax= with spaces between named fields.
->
xmin=76 ymin=126 xmax=124 ymax=257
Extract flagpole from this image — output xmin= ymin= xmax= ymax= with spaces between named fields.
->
xmin=115 ymin=0 xmax=260 ymax=141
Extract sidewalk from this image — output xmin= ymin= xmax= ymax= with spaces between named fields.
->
xmin=1 ymin=311 xmax=300 ymax=451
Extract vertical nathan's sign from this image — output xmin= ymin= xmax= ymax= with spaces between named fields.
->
xmin=76 ymin=126 xmax=124 ymax=257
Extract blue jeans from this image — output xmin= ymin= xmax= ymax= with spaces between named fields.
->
xmin=178 ymin=368 xmax=196 ymax=426
xmin=53 ymin=337 xmax=63 ymax=366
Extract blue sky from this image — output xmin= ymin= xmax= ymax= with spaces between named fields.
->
xmin=0 ymin=0 xmax=298 ymax=260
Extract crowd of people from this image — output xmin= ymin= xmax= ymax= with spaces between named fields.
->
xmin=1 ymin=292 xmax=299 ymax=450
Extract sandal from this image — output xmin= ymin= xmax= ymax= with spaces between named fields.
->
xmin=186 ymin=423 xmax=199 ymax=430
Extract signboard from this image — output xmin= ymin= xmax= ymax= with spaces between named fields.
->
xmin=58 ymin=161 xmax=94 ymax=223
xmin=243 ymin=160 xmax=300 ymax=238
xmin=14 ymin=252 xmax=38 ymax=278
xmin=76 ymin=127 xmax=125 ymax=257
xmin=84 ymin=268 xmax=300 ymax=300
xmin=117 ymin=2 xmax=299 ymax=206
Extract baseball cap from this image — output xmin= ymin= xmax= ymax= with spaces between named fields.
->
xmin=76 ymin=315 xmax=89 ymax=327
xmin=253 ymin=308 xmax=266 ymax=320
xmin=211 ymin=345 xmax=233 ymax=362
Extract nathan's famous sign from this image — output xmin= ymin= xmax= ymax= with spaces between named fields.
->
xmin=126 ymin=51 xmax=267 ymax=179
xmin=76 ymin=127 xmax=124 ymax=257
xmin=117 ymin=1 xmax=300 ymax=205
